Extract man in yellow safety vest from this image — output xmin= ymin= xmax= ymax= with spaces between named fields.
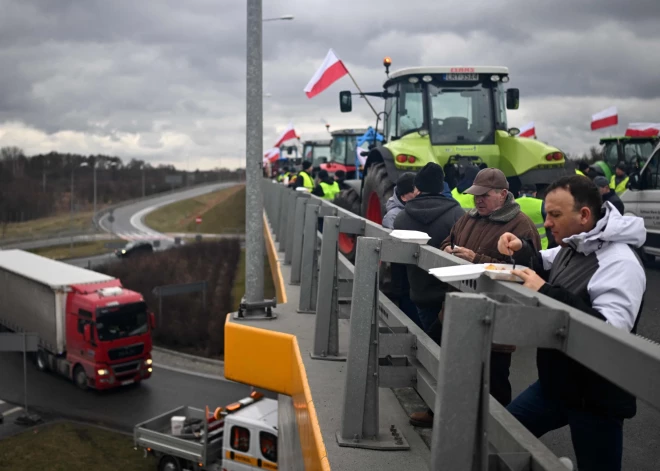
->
xmin=311 ymin=170 xmax=340 ymax=200
xmin=288 ymin=161 xmax=314 ymax=190
xmin=575 ymin=161 xmax=589 ymax=177
xmin=516 ymin=184 xmax=548 ymax=249
xmin=450 ymin=166 xmax=478 ymax=209
xmin=610 ymin=162 xmax=629 ymax=196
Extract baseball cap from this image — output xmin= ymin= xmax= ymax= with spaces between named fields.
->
xmin=464 ymin=168 xmax=509 ymax=196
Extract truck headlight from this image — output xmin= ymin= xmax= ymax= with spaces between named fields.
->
xmin=97 ymin=369 xmax=109 ymax=376
xmin=144 ymin=358 xmax=153 ymax=366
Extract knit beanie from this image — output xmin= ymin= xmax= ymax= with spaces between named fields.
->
xmin=414 ymin=163 xmax=445 ymax=194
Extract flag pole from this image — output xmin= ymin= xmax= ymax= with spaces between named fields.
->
xmin=345 ymin=70 xmax=378 ymax=117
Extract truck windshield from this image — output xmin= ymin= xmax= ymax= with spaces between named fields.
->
xmin=428 ymin=82 xmax=495 ymax=145
xmin=96 ymin=302 xmax=148 ymax=341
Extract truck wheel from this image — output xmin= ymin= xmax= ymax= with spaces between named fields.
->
xmin=360 ymin=163 xmax=394 ymax=225
xmin=36 ymin=350 xmax=49 ymax=372
xmin=158 ymin=456 xmax=181 ymax=471
xmin=332 ymin=188 xmax=361 ymax=261
xmin=73 ymin=365 xmax=88 ymax=391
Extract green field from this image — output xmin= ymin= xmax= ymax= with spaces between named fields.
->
xmin=1 ymin=211 xmax=95 ymax=241
xmin=145 ymin=185 xmax=245 ymax=234
xmin=0 ymin=422 xmax=155 ymax=471
xmin=28 ymin=240 xmax=112 ymax=260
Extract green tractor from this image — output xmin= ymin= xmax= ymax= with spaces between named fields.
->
xmin=589 ymin=136 xmax=659 ymax=181
xmin=333 ymin=59 xmax=571 ymax=258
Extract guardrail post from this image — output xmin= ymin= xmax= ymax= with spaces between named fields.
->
xmin=297 ymin=202 xmax=322 ymax=311
xmin=289 ymin=195 xmax=313 ymax=285
xmin=336 ymin=236 xmax=409 ymax=450
xmin=311 ymin=216 xmax=344 ymax=359
xmin=276 ymin=187 xmax=288 ymax=244
xmin=284 ymin=192 xmax=304 ymax=265
xmin=430 ymin=293 xmax=495 ymax=470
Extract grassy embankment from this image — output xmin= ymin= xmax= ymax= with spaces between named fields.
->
xmin=0 ymin=422 xmax=155 ymax=471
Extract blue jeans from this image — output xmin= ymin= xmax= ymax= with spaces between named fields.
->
xmin=507 ymin=380 xmax=623 ymax=471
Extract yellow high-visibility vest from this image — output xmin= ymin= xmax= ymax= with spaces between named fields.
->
xmin=451 ymin=187 xmax=475 ymax=209
xmin=517 ymin=196 xmax=548 ymax=250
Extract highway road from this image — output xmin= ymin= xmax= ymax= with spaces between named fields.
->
xmin=0 ymin=181 xmax=249 ymax=436
xmin=99 ymin=182 xmax=237 ymax=241
xmin=0 ymin=352 xmax=265 ymax=432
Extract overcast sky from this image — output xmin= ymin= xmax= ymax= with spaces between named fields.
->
xmin=0 ymin=0 xmax=659 ymax=170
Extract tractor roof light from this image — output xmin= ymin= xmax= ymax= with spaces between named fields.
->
xmin=501 ymin=76 xmax=510 ymax=83
xmin=408 ymin=76 xmax=419 ymax=83
xmin=384 ymin=56 xmax=392 ymax=75
xmin=490 ymin=75 xmax=500 ymax=82
xmin=422 ymin=75 xmax=433 ymax=82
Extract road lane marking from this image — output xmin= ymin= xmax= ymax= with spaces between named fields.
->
xmin=2 ymin=407 xmax=22 ymax=417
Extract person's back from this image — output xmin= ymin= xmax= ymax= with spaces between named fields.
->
xmin=393 ymin=164 xmax=464 ymax=329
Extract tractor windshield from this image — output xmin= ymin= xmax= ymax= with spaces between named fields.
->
xmin=331 ymin=135 xmax=359 ymax=165
xmin=623 ymin=140 xmax=655 ymax=165
xmin=428 ymin=82 xmax=495 ymax=145
xmin=312 ymin=145 xmax=331 ymax=167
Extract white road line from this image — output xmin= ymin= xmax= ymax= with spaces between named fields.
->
xmin=0 ymin=399 xmax=5 ymax=405
xmin=2 ymin=406 xmax=22 ymax=417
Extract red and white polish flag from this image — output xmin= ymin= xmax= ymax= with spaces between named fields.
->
xmin=624 ymin=123 xmax=660 ymax=137
xmin=263 ymin=147 xmax=280 ymax=163
xmin=304 ymin=49 xmax=349 ymax=99
xmin=518 ymin=121 xmax=536 ymax=138
xmin=591 ymin=107 xmax=618 ymax=130
xmin=273 ymin=122 xmax=297 ymax=148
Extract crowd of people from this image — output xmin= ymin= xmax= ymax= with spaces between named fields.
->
xmin=383 ymin=163 xmax=646 ymax=471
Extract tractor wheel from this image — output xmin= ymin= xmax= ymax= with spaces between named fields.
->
xmin=360 ymin=163 xmax=394 ymax=224
xmin=359 ymin=163 xmax=395 ymax=296
xmin=333 ymin=188 xmax=361 ymax=261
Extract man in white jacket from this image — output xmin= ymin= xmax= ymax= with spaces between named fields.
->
xmin=498 ymin=175 xmax=647 ymax=471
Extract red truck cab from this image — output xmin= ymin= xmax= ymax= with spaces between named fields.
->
xmin=64 ymin=279 xmax=155 ymax=390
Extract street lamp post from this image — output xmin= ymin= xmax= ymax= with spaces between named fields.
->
xmin=238 ymin=4 xmax=292 ymax=319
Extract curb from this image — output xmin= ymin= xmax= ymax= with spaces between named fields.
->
xmin=152 ymin=346 xmax=224 ymax=366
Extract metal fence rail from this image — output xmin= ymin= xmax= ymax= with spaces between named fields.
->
xmin=263 ymin=180 xmax=660 ymax=471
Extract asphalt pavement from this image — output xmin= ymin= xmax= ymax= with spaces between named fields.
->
xmin=0 ymin=352 xmax=260 ymax=433
xmin=99 ymin=182 xmax=237 ymax=240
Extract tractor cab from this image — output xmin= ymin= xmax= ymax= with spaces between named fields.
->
xmin=321 ymin=128 xmax=370 ymax=179
xmin=303 ymin=139 xmax=332 ymax=174
xmin=599 ymin=136 xmax=658 ymax=178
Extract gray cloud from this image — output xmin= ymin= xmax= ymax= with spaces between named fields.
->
xmin=0 ymin=0 xmax=659 ymax=169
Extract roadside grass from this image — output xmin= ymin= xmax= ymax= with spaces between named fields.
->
xmin=28 ymin=240 xmax=112 ymax=260
xmin=231 ymin=249 xmax=276 ymax=312
xmin=0 ymin=421 xmax=155 ymax=471
xmin=145 ymin=185 xmax=245 ymax=234
xmin=1 ymin=211 xmax=95 ymax=241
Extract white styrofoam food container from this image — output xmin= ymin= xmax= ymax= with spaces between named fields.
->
xmin=428 ymin=263 xmax=527 ymax=283
xmin=389 ymin=230 xmax=431 ymax=244
xmin=295 ymin=187 xmax=311 ymax=192
xmin=171 ymin=416 xmax=186 ymax=435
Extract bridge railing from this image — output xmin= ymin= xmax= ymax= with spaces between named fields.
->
xmin=263 ymin=179 xmax=660 ymax=470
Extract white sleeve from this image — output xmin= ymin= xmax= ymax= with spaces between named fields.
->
xmin=588 ymin=247 xmax=646 ymax=331
xmin=540 ymin=246 xmax=561 ymax=271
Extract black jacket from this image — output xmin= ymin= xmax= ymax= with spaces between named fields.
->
xmin=393 ymin=194 xmax=465 ymax=309
xmin=602 ymin=190 xmax=625 ymax=215
xmin=514 ymin=206 xmax=646 ymax=418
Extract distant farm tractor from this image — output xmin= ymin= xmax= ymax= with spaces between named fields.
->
xmin=590 ymin=136 xmax=659 ymax=180
xmin=302 ymin=139 xmax=332 ymax=174
xmin=333 ymin=59 xmax=571 ymax=258
xmin=319 ymin=128 xmax=370 ymax=179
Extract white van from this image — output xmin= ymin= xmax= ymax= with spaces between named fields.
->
xmin=621 ymin=141 xmax=660 ymax=262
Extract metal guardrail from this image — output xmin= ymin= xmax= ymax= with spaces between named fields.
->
xmin=263 ymin=180 xmax=660 ymax=470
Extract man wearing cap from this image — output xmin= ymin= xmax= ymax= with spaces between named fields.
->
xmin=610 ymin=162 xmax=629 ymax=196
xmin=288 ymin=161 xmax=314 ymax=191
xmin=439 ymin=168 xmax=541 ymax=406
xmin=393 ymin=163 xmax=465 ymax=331
xmin=310 ymin=169 xmax=340 ymax=201
xmin=594 ymin=175 xmax=624 ymax=215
